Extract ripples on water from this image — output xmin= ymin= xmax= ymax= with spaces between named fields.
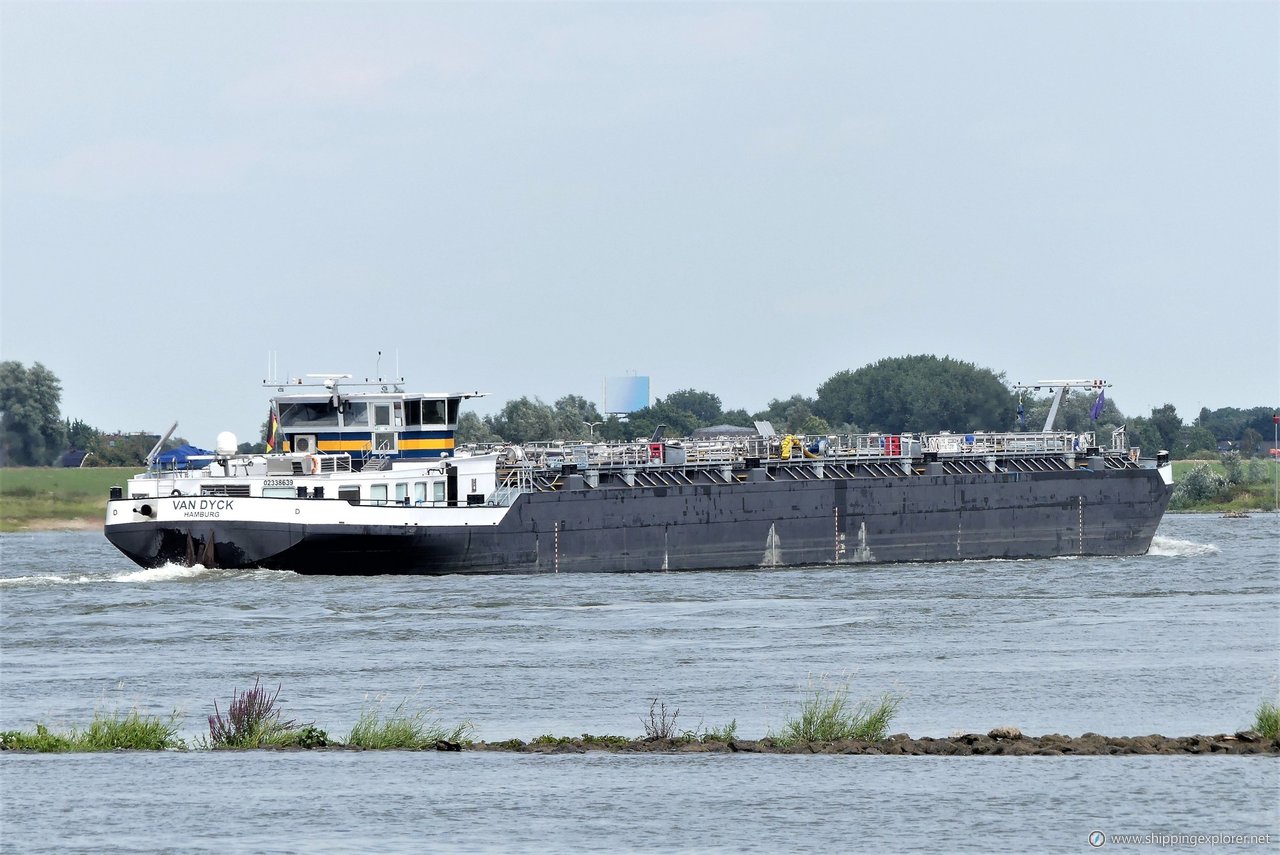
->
xmin=2 ymin=514 xmax=1277 ymax=853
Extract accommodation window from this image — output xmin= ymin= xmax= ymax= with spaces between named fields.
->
xmin=432 ymin=481 xmax=445 ymax=502
xmin=395 ymin=483 xmax=408 ymax=504
xmin=338 ymin=486 xmax=360 ymax=502
xmin=414 ymin=483 xmax=427 ymax=504
xmin=371 ymin=484 xmax=388 ymax=505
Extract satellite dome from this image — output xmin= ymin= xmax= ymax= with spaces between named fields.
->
xmin=215 ymin=431 xmax=238 ymax=456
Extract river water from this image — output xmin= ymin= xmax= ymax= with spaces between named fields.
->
xmin=1 ymin=513 xmax=1277 ymax=853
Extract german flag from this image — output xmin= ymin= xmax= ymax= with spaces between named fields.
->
xmin=266 ymin=409 xmax=279 ymax=452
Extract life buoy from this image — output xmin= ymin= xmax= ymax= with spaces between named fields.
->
xmin=309 ymin=455 xmax=321 ymax=475
xmin=170 ymin=489 xmax=182 ymax=497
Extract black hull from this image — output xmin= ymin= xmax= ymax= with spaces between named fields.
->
xmin=106 ymin=468 xmax=1173 ymax=575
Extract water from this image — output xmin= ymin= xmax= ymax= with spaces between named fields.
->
xmin=2 ymin=514 xmax=1277 ymax=853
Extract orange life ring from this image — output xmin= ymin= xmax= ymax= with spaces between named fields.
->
xmin=309 ymin=455 xmax=321 ymax=475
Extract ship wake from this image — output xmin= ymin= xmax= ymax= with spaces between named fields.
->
xmin=1147 ymin=536 xmax=1219 ymax=557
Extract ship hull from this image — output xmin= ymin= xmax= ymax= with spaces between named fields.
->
xmin=105 ymin=467 xmax=1172 ymax=574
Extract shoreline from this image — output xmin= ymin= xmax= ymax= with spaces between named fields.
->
xmin=5 ymin=730 xmax=1277 ymax=755
xmin=464 ymin=730 xmax=1280 ymax=756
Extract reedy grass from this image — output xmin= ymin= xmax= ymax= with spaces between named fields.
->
xmin=1 ymin=724 xmax=78 ymax=752
xmin=0 ymin=710 xmax=185 ymax=752
xmin=77 ymin=709 xmax=185 ymax=750
xmin=775 ymin=677 xmax=903 ymax=746
xmin=345 ymin=697 xmax=473 ymax=749
xmin=1255 ymin=700 xmax=1279 ymax=740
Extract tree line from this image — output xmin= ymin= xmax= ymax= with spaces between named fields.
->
xmin=459 ymin=355 xmax=1275 ymax=462
xmin=2 ymin=356 xmax=1274 ymax=467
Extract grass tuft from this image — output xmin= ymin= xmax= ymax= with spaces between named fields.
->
xmin=1255 ymin=700 xmax=1279 ymax=740
xmin=345 ymin=697 xmax=473 ymax=749
xmin=77 ymin=709 xmax=185 ymax=751
xmin=1 ymin=711 xmax=185 ymax=752
xmin=1 ymin=723 xmax=78 ymax=752
xmin=775 ymin=676 xmax=902 ymax=746
xmin=700 ymin=720 xmax=738 ymax=743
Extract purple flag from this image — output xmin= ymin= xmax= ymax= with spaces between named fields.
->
xmin=1090 ymin=390 xmax=1105 ymax=421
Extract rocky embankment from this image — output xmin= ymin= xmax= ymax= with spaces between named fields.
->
xmin=466 ymin=727 xmax=1279 ymax=756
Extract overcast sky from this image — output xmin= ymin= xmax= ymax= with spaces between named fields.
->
xmin=2 ymin=1 xmax=1276 ymax=446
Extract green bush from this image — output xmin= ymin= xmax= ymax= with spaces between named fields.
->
xmin=1170 ymin=464 xmax=1230 ymax=508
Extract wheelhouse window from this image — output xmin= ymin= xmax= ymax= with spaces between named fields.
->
xmin=374 ymin=404 xmax=392 ymax=428
xmin=422 ymin=399 xmax=447 ymax=426
xmin=405 ymin=400 xmax=422 ymax=426
xmin=343 ymin=402 xmax=369 ymax=427
xmin=279 ymin=402 xmax=339 ymax=427
xmin=447 ymin=398 xmax=459 ymax=425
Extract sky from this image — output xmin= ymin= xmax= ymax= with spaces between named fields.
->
xmin=2 ymin=1 xmax=1276 ymax=447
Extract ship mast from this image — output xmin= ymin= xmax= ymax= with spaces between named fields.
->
xmin=1013 ymin=379 xmax=1110 ymax=431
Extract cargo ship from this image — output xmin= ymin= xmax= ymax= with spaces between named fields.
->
xmin=104 ymin=374 xmax=1174 ymax=574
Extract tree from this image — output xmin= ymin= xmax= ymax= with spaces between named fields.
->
xmin=65 ymin=418 xmax=100 ymax=451
xmin=0 ymin=361 xmax=66 ymax=466
xmin=1241 ymin=427 xmax=1263 ymax=457
xmin=1126 ymin=416 xmax=1163 ymax=457
xmin=1220 ymin=451 xmax=1243 ymax=484
xmin=752 ymin=395 xmax=834 ymax=434
xmin=1148 ymin=404 xmax=1184 ymax=454
xmin=621 ymin=400 xmax=699 ymax=441
xmin=456 ymin=411 xmax=503 ymax=444
xmin=1180 ymin=425 xmax=1217 ymax=458
xmin=486 ymin=397 xmax=557 ymax=444
xmin=661 ymin=389 xmax=722 ymax=425
xmin=552 ymin=395 xmax=604 ymax=439
xmin=815 ymin=355 xmax=1015 ymax=434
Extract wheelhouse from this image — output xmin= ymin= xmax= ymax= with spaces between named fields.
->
xmin=270 ymin=375 xmax=480 ymax=468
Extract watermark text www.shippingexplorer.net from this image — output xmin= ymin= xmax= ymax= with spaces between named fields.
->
xmin=1089 ymin=831 xmax=1274 ymax=848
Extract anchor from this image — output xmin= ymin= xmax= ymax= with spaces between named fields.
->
xmin=184 ymin=529 xmax=217 ymax=568
xmin=200 ymin=530 xmax=217 ymax=568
